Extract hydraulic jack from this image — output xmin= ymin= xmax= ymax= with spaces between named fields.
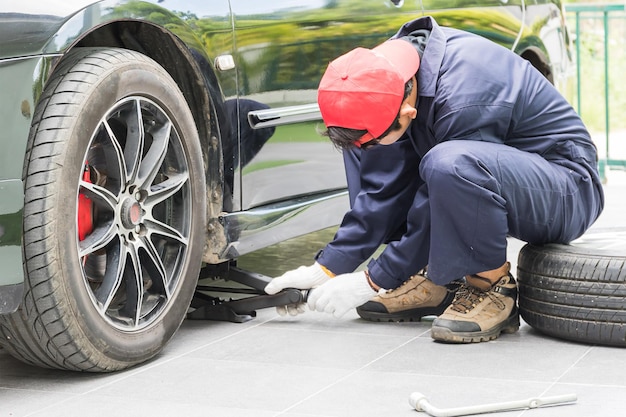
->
xmin=187 ymin=262 xmax=307 ymax=323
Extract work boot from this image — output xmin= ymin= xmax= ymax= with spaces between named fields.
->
xmin=356 ymin=271 xmax=460 ymax=322
xmin=430 ymin=262 xmax=519 ymax=343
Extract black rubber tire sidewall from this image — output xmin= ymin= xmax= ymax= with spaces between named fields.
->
xmin=11 ymin=48 xmax=206 ymax=371
xmin=518 ymin=228 xmax=626 ymax=347
xmin=58 ymin=49 xmax=207 ymax=365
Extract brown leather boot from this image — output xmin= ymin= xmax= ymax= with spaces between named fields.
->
xmin=430 ymin=262 xmax=519 ymax=343
xmin=357 ymin=271 xmax=460 ymax=322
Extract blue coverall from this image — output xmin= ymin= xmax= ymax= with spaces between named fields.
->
xmin=316 ymin=16 xmax=604 ymax=289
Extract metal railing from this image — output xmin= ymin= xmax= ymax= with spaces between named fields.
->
xmin=566 ymin=3 xmax=626 ymax=181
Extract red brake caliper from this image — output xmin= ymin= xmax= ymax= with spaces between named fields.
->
xmin=78 ymin=163 xmax=94 ymax=241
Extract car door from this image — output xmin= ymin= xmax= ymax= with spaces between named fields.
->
xmin=227 ymin=0 xmax=417 ymax=211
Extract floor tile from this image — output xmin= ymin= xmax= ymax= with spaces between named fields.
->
xmin=0 ymin=172 xmax=625 ymax=417
xmin=558 ymin=345 xmax=626 ymax=387
xmin=85 ymin=356 xmax=352 ymax=413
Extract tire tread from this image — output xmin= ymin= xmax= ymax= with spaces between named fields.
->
xmin=0 ymin=47 xmax=204 ymax=372
xmin=518 ymin=240 xmax=626 ymax=347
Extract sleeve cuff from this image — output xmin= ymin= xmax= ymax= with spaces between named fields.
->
xmin=315 ymin=247 xmax=367 ymax=276
xmin=366 ymin=259 xmax=403 ymax=290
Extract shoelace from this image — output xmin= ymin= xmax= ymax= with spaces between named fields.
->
xmin=450 ymin=283 xmax=505 ymax=314
xmin=383 ymin=268 xmax=429 ymax=296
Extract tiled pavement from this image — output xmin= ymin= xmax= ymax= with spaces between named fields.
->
xmin=1 ymin=170 xmax=625 ymax=417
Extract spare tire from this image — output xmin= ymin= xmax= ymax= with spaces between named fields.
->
xmin=517 ymin=228 xmax=626 ymax=347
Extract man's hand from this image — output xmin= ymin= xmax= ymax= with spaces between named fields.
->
xmin=307 ymin=271 xmax=377 ymax=318
xmin=265 ymin=262 xmax=333 ymax=316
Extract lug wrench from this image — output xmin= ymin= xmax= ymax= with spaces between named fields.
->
xmin=409 ymin=392 xmax=577 ymax=417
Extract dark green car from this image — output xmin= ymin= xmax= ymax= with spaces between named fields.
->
xmin=0 ymin=0 xmax=572 ymax=371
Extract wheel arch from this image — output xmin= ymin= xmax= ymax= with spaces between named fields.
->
xmin=518 ymin=44 xmax=554 ymax=84
xmin=63 ymin=20 xmax=229 ymax=261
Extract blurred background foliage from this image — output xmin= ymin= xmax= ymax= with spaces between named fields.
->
xmin=562 ymin=1 xmax=625 ymax=163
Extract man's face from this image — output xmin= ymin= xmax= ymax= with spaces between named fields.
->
xmin=361 ymin=76 xmax=418 ymax=150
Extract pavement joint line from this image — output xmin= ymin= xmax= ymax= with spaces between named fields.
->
xmin=273 ymin=329 xmax=429 ymax=416
xmin=534 ymin=345 xmax=595 ymax=400
xmin=510 ymin=346 xmax=595 ymax=417
xmin=22 ymin=316 xmax=276 ymax=417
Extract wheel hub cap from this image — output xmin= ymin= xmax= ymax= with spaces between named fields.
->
xmin=121 ymin=198 xmax=142 ymax=228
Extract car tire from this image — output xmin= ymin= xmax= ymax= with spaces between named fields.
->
xmin=0 ymin=48 xmax=207 ymax=371
xmin=517 ymin=228 xmax=626 ymax=347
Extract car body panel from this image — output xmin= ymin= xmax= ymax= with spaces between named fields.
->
xmin=0 ymin=179 xmax=24 ymax=291
xmin=0 ymin=56 xmax=51 ymax=300
xmin=0 ymin=0 xmax=572 ymax=313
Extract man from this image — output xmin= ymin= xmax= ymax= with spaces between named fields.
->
xmin=265 ymin=16 xmax=604 ymax=343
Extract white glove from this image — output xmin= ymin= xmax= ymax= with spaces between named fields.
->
xmin=307 ymin=271 xmax=378 ymax=318
xmin=265 ymin=262 xmax=332 ymax=316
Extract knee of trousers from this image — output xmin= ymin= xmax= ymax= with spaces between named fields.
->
xmin=419 ymin=142 xmax=502 ymax=195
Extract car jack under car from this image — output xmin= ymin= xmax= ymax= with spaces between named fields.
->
xmin=187 ymin=263 xmax=308 ymax=323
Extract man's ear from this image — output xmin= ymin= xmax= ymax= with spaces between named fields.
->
xmin=400 ymin=103 xmax=418 ymax=120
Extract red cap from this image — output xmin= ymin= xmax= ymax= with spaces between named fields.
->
xmin=317 ymin=39 xmax=420 ymax=146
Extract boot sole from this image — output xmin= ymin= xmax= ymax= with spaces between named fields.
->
xmin=357 ymin=305 xmax=449 ymax=322
xmin=357 ymin=289 xmax=457 ymax=322
xmin=430 ymin=313 xmax=520 ymax=343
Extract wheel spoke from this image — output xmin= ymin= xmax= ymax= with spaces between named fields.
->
xmin=123 ymin=99 xmax=145 ymax=185
xmin=80 ymin=180 xmax=118 ymax=211
xmin=78 ymin=223 xmax=118 ymax=258
xmin=145 ymin=218 xmax=188 ymax=246
xmin=126 ymin=242 xmax=144 ymax=328
xmin=138 ymin=235 xmax=170 ymax=298
xmin=136 ymin=120 xmax=172 ymax=189
xmin=146 ymin=172 xmax=189 ymax=207
xmin=103 ymin=119 xmax=128 ymax=187
xmin=94 ymin=238 xmax=126 ymax=312
xmin=143 ymin=172 xmax=190 ymax=245
xmin=78 ymin=181 xmax=119 ymax=257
